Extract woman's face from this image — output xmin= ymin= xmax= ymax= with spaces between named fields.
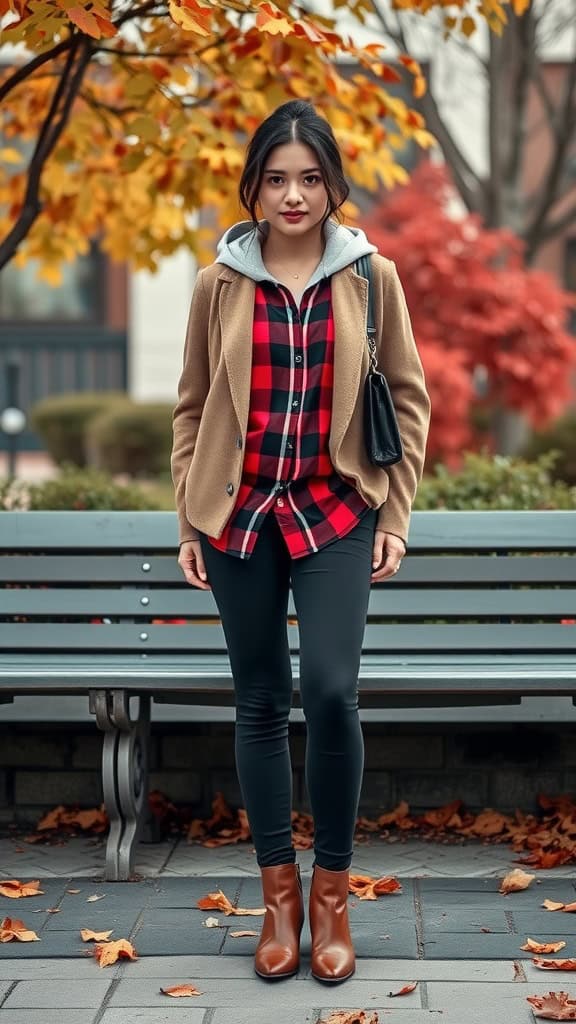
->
xmin=257 ymin=142 xmax=329 ymax=238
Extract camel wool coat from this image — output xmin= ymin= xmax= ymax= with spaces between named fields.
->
xmin=171 ymin=253 xmax=431 ymax=548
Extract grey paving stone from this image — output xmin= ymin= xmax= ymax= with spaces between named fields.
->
xmin=422 ymin=932 xmax=535 ymax=959
xmin=212 ymin=1012 xmax=319 ymax=1024
xmin=112 ymin=955 xmax=253 ymax=978
xmin=108 ymin=977 xmax=423 ymax=1008
xmin=427 ymin=980 xmax=576 ymax=1014
xmin=0 ymin=1012 xmax=98 ymax=1024
xmin=0 ymin=980 xmax=13 ymax=1005
xmin=44 ymin=908 xmax=142 ymax=932
xmin=0 ymin=957 xmax=117 ymax=979
xmin=100 ymin=1011 xmax=207 ymax=1024
xmin=2 ymin=978 xmax=111 ymax=1008
xmin=425 ymin=906 xmax=576 ymax=937
xmin=133 ymin=925 xmax=224 ymax=957
xmin=0 ymin=931 xmax=98 ymax=959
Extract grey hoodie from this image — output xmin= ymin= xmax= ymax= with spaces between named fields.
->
xmin=215 ymin=217 xmax=377 ymax=299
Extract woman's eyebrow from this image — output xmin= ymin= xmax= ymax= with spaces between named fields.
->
xmin=264 ymin=167 xmax=321 ymax=174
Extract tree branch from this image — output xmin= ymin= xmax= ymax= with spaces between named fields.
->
xmin=538 ymin=196 xmax=576 ymax=245
xmin=525 ymin=47 xmax=576 ymax=260
xmin=0 ymin=38 xmax=93 ymax=270
xmin=0 ymin=38 xmax=72 ymax=105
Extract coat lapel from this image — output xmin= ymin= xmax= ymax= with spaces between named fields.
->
xmin=218 ymin=269 xmax=255 ymax=435
xmin=330 ymin=265 xmax=369 ymax=457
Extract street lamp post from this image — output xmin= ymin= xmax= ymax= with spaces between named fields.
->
xmin=1 ymin=359 xmax=26 ymax=481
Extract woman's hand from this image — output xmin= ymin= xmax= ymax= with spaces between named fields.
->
xmin=178 ymin=540 xmax=211 ymax=590
xmin=371 ymin=529 xmax=406 ymax=582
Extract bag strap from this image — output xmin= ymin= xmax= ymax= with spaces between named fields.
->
xmin=354 ymin=254 xmax=377 ymax=371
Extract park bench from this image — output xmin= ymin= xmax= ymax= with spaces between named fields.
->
xmin=1 ymin=508 xmax=575 ymax=881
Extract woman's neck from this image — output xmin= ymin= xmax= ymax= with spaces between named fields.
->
xmin=261 ymin=222 xmax=325 ymax=265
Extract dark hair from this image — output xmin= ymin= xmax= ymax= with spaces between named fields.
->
xmin=239 ymin=100 xmax=350 ymax=228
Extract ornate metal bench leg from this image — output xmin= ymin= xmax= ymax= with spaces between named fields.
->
xmin=111 ymin=692 xmax=151 ymax=881
xmin=89 ymin=690 xmax=124 ymax=881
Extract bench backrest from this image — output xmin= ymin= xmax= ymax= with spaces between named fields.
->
xmin=1 ymin=510 xmax=575 ymax=657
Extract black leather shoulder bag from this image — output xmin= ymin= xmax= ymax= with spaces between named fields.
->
xmin=354 ymin=254 xmax=403 ymax=468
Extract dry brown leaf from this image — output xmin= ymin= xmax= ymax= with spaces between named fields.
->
xmin=81 ymin=929 xmax=114 ymax=942
xmin=0 ymin=879 xmax=44 ymax=899
xmin=544 ymin=901 xmax=568 ymax=912
xmin=499 ymin=868 xmax=535 ymax=894
xmin=527 ymin=991 xmax=576 ymax=1019
xmin=86 ymin=894 xmax=106 ymax=903
xmin=387 ymin=981 xmax=418 ymax=997
xmin=348 ymin=873 xmax=402 ymax=900
xmin=0 ymin=917 xmax=41 ymax=942
xmin=319 ymin=1012 xmax=379 ymax=1024
xmin=522 ymin=939 xmax=567 ymax=953
xmin=160 ymin=985 xmax=202 ymax=997
xmin=93 ymin=939 xmax=138 ymax=967
xmin=67 ymin=889 xmax=81 ymax=894
xmin=196 ymin=889 xmax=264 ymax=916
xmin=31 ymin=907 xmax=60 ymax=915
xmin=230 ymin=930 xmax=258 ymax=937
xmin=533 ymin=959 xmax=576 ymax=971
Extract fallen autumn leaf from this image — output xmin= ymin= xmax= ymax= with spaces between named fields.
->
xmin=160 ymin=985 xmax=202 ymax=997
xmin=0 ymin=880 xmax=44 ymax=899
xmin=526 ymin=990 xmax=576 ymax=1019
xmin=0 ymin=917 xmax=40 ymax=942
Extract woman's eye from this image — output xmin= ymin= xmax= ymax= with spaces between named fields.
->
xmin=304 ymin=175 xmax=321 ymax=185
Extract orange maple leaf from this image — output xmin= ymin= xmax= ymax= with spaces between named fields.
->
xmin=81 ymin=929 xmax=114 ymax=942
xmin=160 ymin=985 xmax=202 ymax=997
xmin=197 ymin=889 xmax=264 ymax=916
xmin=533 ymin=959 xmax=576 ymax=971
xmin=0 ymin=917 xmax=40 ymax=942
xmin=522 ymin=939 xmax=567 ymax=954
xmin=0 ymin=880 xmax=44 ymax=899
xmin=93 ymin=939 xmax=138 ymax=967
xmin=526 ymin=991 xmax=576 ymax=1019
xmin=348 ymin=873 xmax=402 ymax=899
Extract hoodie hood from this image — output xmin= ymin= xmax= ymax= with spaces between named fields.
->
xmin=215 ymin=217 xmax=377 ymax=291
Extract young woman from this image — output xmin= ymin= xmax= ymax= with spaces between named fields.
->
xmin=171 ymin=100 xmax=431 ymax=984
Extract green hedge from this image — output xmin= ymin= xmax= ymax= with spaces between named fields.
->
xmin=0 ymin=465 xmax=158 ymax=511
xmin=414 ymin=451 xmax=576 ymax=510
xmin=30 ymin=391 xmax=127 ymax=467
xmin=87 ymin=401 xmax=173 ymax=477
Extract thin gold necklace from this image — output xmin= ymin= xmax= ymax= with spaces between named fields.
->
xmin=266 ymin=252 xmax=324 ymax=281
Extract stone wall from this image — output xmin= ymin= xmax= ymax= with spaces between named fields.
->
xmin=1 ymin=722 xmax=575 ymax=829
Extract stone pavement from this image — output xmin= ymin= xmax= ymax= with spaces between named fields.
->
xmin=1 ymin=834 xmax=575 ymax=1022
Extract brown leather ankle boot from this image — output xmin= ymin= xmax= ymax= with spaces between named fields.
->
xmin=309 ymin=863 xmax=355 ymax=983
xmin=254 ymin=862 xmax=305 ymax=980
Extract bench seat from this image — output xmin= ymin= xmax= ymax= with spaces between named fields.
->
xmin=1 ymin=508 xmax=575 ymax=880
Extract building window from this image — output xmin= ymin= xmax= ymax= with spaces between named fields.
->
xmin=0 ymin=243 xmax=104 ymax=323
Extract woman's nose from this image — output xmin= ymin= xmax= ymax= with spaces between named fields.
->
xmin=286 ymin=182 xmax=303 ymax=203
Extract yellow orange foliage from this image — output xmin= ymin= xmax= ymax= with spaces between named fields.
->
xmin=0 ymin=0 xmax=532 ymax=275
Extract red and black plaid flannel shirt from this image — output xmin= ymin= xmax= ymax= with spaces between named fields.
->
xmin=207 ymin=276 xmax=370 ymax=560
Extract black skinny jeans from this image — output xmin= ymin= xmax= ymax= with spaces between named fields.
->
xmin=198 ymin=506 xmax=377 ymax=871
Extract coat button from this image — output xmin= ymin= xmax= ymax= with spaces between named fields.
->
xmin=226 ymin=482 xmax=234 ymax=496
xmin=236 ymin=435 xmax=243 ymax=449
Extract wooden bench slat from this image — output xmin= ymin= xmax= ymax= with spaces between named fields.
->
xmin=3 ymin=509 xmax=576 ymax=550
xmin=2 ymin=586 xmax=576 ymax=618
xmin=1 ymin=622 xmax=575 ymax=652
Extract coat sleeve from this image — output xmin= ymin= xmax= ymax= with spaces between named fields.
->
xmin=170 ymin=268 xmax=211 ymax=545
xmin=374 ymin=260 xmax=431 ymax=545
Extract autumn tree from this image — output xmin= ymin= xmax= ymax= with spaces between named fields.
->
xmin=361 ymin=161 xmax=576 ymax=465
xmin=369 ymin=0 xmax=576 ymax=264
xmin=0 ymin=0 xmax=531 ymax=280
